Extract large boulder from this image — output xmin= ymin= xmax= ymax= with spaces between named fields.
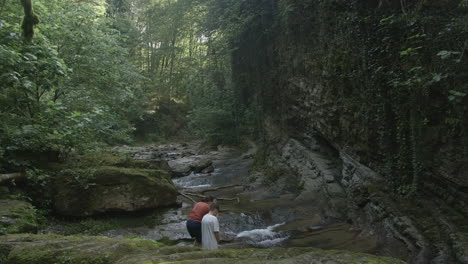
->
xmin=0 ymin=234 xmax=406 ymax=264
xmin=0 ymin=200 xmax=40 ymax=234
xmin=54 ymin=166 xmax=178 ymax=216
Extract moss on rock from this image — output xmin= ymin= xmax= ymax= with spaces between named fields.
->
xmin=54 ymin=166 xmax=178 ymax=216
xmin=0 ymin=234 xmax=406 ymax=264
xmin=75 ymin=152 xmax=170 ymax=171
xmin=128 ymin=247 xmax=405 ymax=264
xmin=0 ymin=234 xmax=163 ymax=264
xmin=0 ymin=200 xmax=41 ymax=234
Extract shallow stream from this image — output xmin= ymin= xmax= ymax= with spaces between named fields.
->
xmin=102 ymin=147 xmax=379 ymax=253
xmin=43 ymin=144 xmax=381 ymax=254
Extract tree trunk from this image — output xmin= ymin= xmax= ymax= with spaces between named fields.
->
xmin=0 ymin=173 xmax=26 ymax=185
xmin=20 ymin=0 xmax=39 ymax=42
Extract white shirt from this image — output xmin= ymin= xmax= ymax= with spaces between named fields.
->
xmin=201 ymin=213 xmax=219 ymax=250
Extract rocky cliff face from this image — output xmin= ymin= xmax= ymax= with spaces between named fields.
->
xmin=259 ymin=126 xmax=468 ymax=263
xmin=234 ymin=0 xmax=467 ymax=195
xmin=231 ymin=0 xmax=467 ymax=263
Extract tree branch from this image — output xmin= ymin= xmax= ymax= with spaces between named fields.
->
xmin=181 ymin=191 xmax=240 ymax=203
xmin=187 ymin=184 xmax=242 ymax=194
xmin=178 ymin=191 xmax=197 ymax=203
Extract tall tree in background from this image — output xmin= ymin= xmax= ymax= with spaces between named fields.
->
xmin=20 ymin=0 xmax=39 ymax=41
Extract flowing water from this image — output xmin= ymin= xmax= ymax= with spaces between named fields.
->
xmin=236 ymin=223 xmax=289 ymax=247
xmin=98 ymin=150 xmax=293 ymax=248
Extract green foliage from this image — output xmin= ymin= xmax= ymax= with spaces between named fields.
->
xmin=365 ymin=7 xmax=467 ymax=194
xmin=1 ymin=0 xmax=260 ymax=172
xmin=0 ymin=100 xmax=115 ymax=170
xmin=133 ymin=98 xmax=191 ymax=142
xmin=58 ymin=218 xmax=118 ymax=236
xmin=0 ymin=0 xmax=145 ymax=172
xmin=24 ymin=168 xmax=54 ymax=208
xmin=5 ymin=205 xmax=41 ymax=234
xmin=0 ymin=21 xmax=66 ymax=114
xmin=0 ymin=19 xmax=67 ymax=170
xmin=105 ymin=0 xmax=259 ymax=144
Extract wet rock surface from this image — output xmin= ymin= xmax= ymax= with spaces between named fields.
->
xmin=256 ymin=125 xmax=468 ymax=264
xmin=113 ymin=142 xmax=215 ymax=177
xmin=89 ymin=142 xmax=384 ymax=258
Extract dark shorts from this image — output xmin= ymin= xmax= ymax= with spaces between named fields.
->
xmin=186 ymin=220 xmax=202 ymax=243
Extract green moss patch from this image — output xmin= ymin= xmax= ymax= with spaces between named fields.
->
xmin=1 ymin=234 xmax=163 ymax=264
xmin=49 ymin=213 xmax=161 ymax=236
xmin=0 ymin=199 xmax=42 ymax=234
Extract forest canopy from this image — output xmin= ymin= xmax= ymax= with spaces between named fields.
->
xmin=0 ymin=0 xmax=253 ymax=172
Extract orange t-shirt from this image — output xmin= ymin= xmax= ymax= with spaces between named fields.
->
xmin=188 ymin=202 xmax=210 ymax=222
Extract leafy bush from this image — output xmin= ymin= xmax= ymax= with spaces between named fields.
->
xmin=188 ymin=107 xmax=240 ymax=145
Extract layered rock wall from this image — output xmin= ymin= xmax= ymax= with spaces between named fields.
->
xmin=233 ymin=1 xmax=468 ymax=262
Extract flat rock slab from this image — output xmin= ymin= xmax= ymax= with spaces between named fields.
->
xmin=0 ymin=234 xmax=406 ymax=264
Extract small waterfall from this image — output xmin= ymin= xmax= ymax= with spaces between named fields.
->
xmin=236 ymin=223 xmax=289 ymax=247
xmin=173 ymin=171 xmax=215 ymax=189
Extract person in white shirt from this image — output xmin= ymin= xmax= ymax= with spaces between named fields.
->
xmin=201 ymin=203 xmax=220 ymax=250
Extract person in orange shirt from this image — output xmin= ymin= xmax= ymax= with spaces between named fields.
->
xmin=186 ymin=196 xmax=216 ymax=245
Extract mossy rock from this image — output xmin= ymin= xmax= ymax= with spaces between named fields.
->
xmin=0 ymin=234 xmax=164 ymax=264
xmin=137 ymin=247 xmax=406 ymax=264
xmin=0 ymin=234 xmax=406 ymax=264
xmin=54 ymin=166 xmax=178 ymax=216
xmin=0 ymin=200 xmax=41 ymax=234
